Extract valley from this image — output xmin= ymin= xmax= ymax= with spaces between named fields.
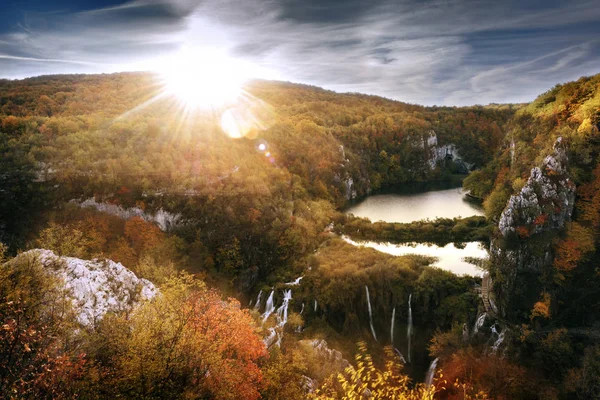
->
xmin=1 ymin=72 xmax=599 ymax=399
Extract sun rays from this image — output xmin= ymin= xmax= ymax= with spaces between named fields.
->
xmin=114 ymin=47 xmax=275 ymax=142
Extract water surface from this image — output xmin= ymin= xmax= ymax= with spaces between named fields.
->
xmin=343 ymin=236 xmax=487 ymax=276
xmin=346 ymin=187 xmax=483 ymax=223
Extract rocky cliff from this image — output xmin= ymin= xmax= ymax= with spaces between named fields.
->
xmin=16 ymin=249 xmax=157 ymax=327
xmin=491 ymin=137 xmax=576 ymax=318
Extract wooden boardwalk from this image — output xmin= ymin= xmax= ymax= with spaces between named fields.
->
xmin=481 ymin=273 xmax=494 ymax=314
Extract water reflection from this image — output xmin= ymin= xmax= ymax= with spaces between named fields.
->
xmin=346 ymin=187 xmax=483 ymax=223
xmin=342 ymin=236 xmax=487 ymax=276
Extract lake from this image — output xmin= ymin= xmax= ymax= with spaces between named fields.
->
xmin=343 ymin=185 xmax=487 ymax=276
xmin=342 ymin=236 xmax=487 ymax=276
xmin=345 ymin=187 xmax=484 ymax=223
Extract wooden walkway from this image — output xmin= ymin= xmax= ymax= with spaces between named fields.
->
xmin=481 ymin=273 xmax=494 ymax=314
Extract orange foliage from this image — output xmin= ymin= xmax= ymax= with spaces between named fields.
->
xmin=554 ymin=223 xmax=594 ymax=272
xmin=186 ymin=292 xmax=268 ymax=399
xmin=438 ymin=350 xmax=533 ymax=400
xmin=494 ymin=166 xmax=510 ymax=186
xmin=1 ymin=115 xmax=20 ymax=133
xmin=533 ymin=214 xmax=548 ymax=225
xmin=531 ymin=292 xmax=551 ymax=319
xmin=515 ymin=225 xmax=530 ymax=238
xmin=124 ymin=216 xmax=163 ymax=254
xmin=0 ymin=300 xmax=87 ymax=397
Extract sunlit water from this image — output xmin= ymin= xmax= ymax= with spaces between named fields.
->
xmin=342 ymin=236 xmax=487 ymax=276
xmin=345 ymin=187 xmax=483 ymax=223
xmin=343 ymin=186 xmax=487 ymax=276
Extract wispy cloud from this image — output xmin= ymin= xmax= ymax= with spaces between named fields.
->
xmin=1 ymin=0 xmax=599 ymax=105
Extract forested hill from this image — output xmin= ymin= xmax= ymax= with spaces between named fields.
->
xmin=2 ymin=70 xmax=600 ymax=398
xmin=460 ymin=74 xmax=600 ymax=398
xmin=0 ymin=73 xmax=512 ymax=259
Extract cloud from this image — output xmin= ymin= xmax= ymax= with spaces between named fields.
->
xmin=1 ymin=0 xmax=599 ymax=105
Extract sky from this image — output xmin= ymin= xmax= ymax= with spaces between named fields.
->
xmin=1 ymin=0 xmax=599 ymax=106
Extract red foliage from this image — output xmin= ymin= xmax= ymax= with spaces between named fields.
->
xmin=515 ymin=225 xmax=530 ymax=238
xmin=0 ymin=301 xmax=86 ymax=397
xmin=533 ymin=214 xmax=548 ymax=225
xmin=124 ymin=216 xmax=164 ymax=254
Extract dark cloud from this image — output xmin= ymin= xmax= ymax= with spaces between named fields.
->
xmin=277 ymin=0 xmax=386 ymax=23
xmin=1 ymin=0 xmax=599 ymax=105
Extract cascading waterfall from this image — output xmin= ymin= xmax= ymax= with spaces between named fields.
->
xmin=285 ymin=276 xmax=303 ymax=286
xmin=492 ymin=331 xmax=505 ymax=353
xmin=253 ymin=290 xmax=263 ymax=311
xmin=491 ymin=325 xmax=506 ymax=353
xmin=394 ymin=348 xmax=407 ymax=364
xmin=407 ymin=294 xmax=413 ymax=363
xmin=390 ymin=306 xmax=396 ymax=344
xmin=274 ymin=289 xmax=293 ymax=347
xmin=365 ymin=286 xmax=377 ymax=341
xmin=262 ymin=291 xmax=275 ymax=323
xmin=276 ymin=290 xmax=292 ymax=327
xmin=262 ymin=290 xmax=295 ymax=348
xmin=314 ymin=299 xmax=318 ymax=312
xmin=300 ymin=303 xmax=305 ymax=315
xmin=425 ymin=357 xmax=439 ymax=387
xmin=473 ymin=313 xmax=486 ymax=335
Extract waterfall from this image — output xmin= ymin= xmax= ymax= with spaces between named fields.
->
xmin=262 ymin=291 xmax=275 ymax=323
xmin=253 ymin=290 xmax=263 ymax=311
xmin=365 ymin=286 xmax=377 ymax=341
xmin=264 ymin=327 xmax=277 ymax=347
xmin=390 ymin=306 xmax=396 ymax=344
xmin=492 ymin=331 xmax=505 ymax=353
xmin=314 ymin=299 xmax=317 ymax=312
xmin=473 ymin=313 xmax=486 ymax=335
xmin=276 ymin=290 xmax=292 ymax=328
xmin=407 ymin=294 xmax=413 ymax=363
xmin=300 ymin=303 xmax=305 ymax=315
xmin=274 ymin=290 xmax=293 ymax=347
xmin=425 ymin=357 xmax=439 ymax=387
xmin=285 ymin=276 xmax=303 ymax=286
xmin=394 ymin=348 xmax=406 ymax=364
xmin=262 ymin=290 xmax=295 ymax=348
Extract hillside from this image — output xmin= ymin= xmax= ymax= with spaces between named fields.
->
xmin=1 ymin=72 xmax=599 ymax=398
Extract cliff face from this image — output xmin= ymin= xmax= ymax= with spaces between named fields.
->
xmin=18 ymin=249 xmax=157 ymax=327
xmin=498 ymin=137 xmax=575 ymax=239
xmin=491 ymin=137 xmax=576 ymax=317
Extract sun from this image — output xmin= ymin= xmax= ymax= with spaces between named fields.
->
xmin=157 ymin=48 xmax=247 ymax=109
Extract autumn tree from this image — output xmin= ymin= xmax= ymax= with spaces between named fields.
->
xmin=98 ymin=274 xmax=267 ymax=399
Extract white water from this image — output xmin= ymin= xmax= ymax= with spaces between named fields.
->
xmin=262 ymin=291 xmax=275 ymax=323
xmin=285 ymin=276 xmax=303 ymax=286
xmin=261 ymin=290 xmax=295 ymax=348
xmin=394 ymin=347 xmax=407 ymax=364
xmin=276 ymin=290 xmax=292 ymax=327
xmin=300 ymin=303 xmax=305 ymax=315
xmin=253 ymin=290 xmax=263 ymax=311
xmin=274 ymin=289 xmax=293 ymax=347
xmin=491 ymin=326 xmax=506 ymax=353
xmin=407 ymin=294 xmax=413 ymax=363
xmin=473 ymin=313 xmax=486 ymax=335
xmin=365 ymin=286 xmax=378 ymax=341
xmin=391 ymin=306 xmax=396 ymax=343
xmin=425 ymin=357 xmax=439 ymax=387
xmin=342 ymin=236 xmax=487 ymax=277
xmin=314 ymin=299 xmax=318 ymax=312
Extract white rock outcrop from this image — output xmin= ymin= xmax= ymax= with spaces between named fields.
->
xmin=76 ymin=198 xmax=182 ymax=231
xmin=498 ymin=137 xmax=575 ymax=237
xmin=21 ymin=249 xmax=157 ymax=327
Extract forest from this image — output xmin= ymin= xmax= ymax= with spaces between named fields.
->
xmin=1 ymin=71 xmax=599 ymax=399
